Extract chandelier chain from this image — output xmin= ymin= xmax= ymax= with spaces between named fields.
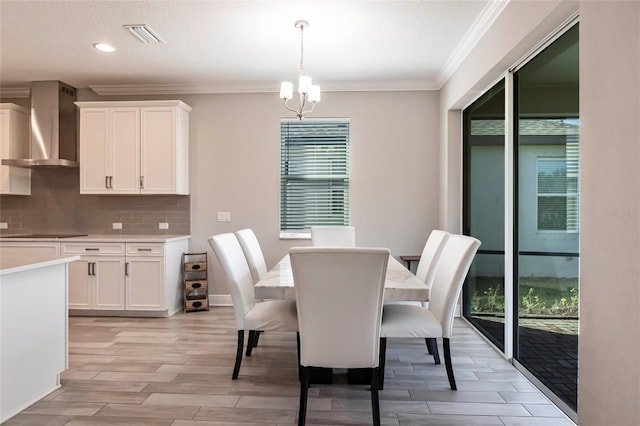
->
xmin=299 ymin=24 xmax=305 ymax=76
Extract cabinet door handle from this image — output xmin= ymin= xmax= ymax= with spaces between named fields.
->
xmin=105 ymin=176 xmax=109 ymax=189
xmin=109 ymin=176 xmax=113 ymax=189
xmin=92 ymin=262 xmax=97 ymax=276
xmin=137 ymin=248 xmax=152 ymax=252
xmin=125 ymin=262 xmax=129 ymax=276
xmin=85 ymin=248 xmax=100 ymax=251
xmin=140 ymin=176 xmax=144 ymax=189
xmin=87 ymin=262 xmax=92 ymax=276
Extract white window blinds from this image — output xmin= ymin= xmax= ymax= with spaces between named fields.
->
xmin=537 ymin=153 xmax=579 ymax=232
xmin=280 ymin=119 xmax=350 ymax=231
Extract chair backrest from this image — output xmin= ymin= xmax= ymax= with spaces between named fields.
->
xmin=235 ymin=229 xmax=268 ymax=284
xmin=208 ymin=233 xmax=256 ymax=330
xmin=310 ymin=226 xmax=356 ymax=247
xmin=428 ymin=234 xmax=481 ymax=338
xmin=290 ymin=247 xmax=389 ymax=369
xmin=415 ymin=230 xmax=450 ymax=287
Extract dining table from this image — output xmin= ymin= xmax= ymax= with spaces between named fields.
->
xmin=254 ymin=253 xmax=430 ymax=302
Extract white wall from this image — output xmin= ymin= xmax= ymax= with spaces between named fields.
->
xmin=182 ymin=91 xmax=440 ymax=295
xmin=578 ymin=1 xmax=640 ymax=424
xmin=78 ymin=90 xmax=440 ymax=296
xmin=438 ymin=0 xmax=640 ymax=423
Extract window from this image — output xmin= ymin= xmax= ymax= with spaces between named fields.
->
xmin=280 ymin=119 xmax=349 ymax=232
xmin=537 ymin=154 xmax=578 ymax=232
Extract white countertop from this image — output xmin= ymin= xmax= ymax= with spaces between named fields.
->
xmin=0 ymin=234 xmax=190 ymax=243
xmin=0 ymin=254 xmax=80 ymax=276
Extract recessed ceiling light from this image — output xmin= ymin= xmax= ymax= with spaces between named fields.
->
xmin=94 ymin=43 xmax=115 ymax=52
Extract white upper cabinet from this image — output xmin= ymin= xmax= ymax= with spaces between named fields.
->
xmin=76 ymin=100 xmax=191 ymax=195
xmin=0 ymin=103 xmax=31 ymax=195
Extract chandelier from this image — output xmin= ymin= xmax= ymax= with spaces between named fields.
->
xmin=279 ymin=20 xmax=320 ymax=120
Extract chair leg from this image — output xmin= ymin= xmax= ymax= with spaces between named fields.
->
xmin=232 ymin=330 xmax=244 ymax=380
xmin=246 ymin=331 xmax=255 ymax=356
xmin=298 ymin=366 xmax=311 ymax=426
xmin=254 ymin=330 xmax=262 ymax=347
xmin=426 ymin=338 xmax=440 ymax=364
xmin=297 ymin=332 xmax=302 ymax=382
xmin=370 ymin=367 xmax=381 ymax=426
xmin=378 ymin=338 xmax=387 ymax=391
xmin=443 ymin=338 xmax=456 ymax=390
xmin=426 ymin=338 xmax=433 ymax=354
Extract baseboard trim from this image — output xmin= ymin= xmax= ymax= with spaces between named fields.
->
xmin=209 ymin=294 xmax=233 ymax=306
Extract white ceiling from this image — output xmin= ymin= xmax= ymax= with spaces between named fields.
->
xmin=0 ymin=0 xmax=508 ymax=96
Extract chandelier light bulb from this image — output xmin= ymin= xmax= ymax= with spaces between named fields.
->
xmin=308 ymin=85 xmax=321 ymax=103
xmin=280 ymin=81 xmax=293 ymax=100
xmin=298 ymin=75 xmax=312 ymax=94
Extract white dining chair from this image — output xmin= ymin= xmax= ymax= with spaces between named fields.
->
xmin=235 ymin=228 xmax=268 ymax=284
xmin=234 ymin=228 xmax=270 ymax=354
xmin=290 ymin=247 xmax=389 ymax=426
xmin=208 ymin=233 xmax=298 ymax=380
xmin=310 ymin=225 xmax=356 ymax=247
xmin=415 ymin=229 xmax=450 ymax=286
xmin=380 ymin=234 xmax=481 ymax=390
xmin=385 ymin=229 xmax=450 ymax=362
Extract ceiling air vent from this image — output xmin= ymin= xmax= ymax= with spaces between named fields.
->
xmin=123 ymin=24 xmax=165 ymax=44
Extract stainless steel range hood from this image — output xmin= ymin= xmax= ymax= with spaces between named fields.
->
xmin=2 ymin=81 xmax=79 ymax=168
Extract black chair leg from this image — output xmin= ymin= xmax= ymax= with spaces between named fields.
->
xmin=246 ymin=331 xmax=255 ymax=356
xmin=254 ymin=331 xmax=262 ymax=347
xmin=297 ymin=332 xmax=302 ymax=382
xmin=370 ymin=367 xmax=381 ymax=426
xmin=298 ymin=366 xmax=311 ymax=426
xmin=443 ymin=338 xmax=456 ymax=390
xmin=426 ymin=338 xmax=440 ymax=364
xmin=426 ymin=338 xmax=433 ymax=354
xmin=378 ymin=338 xmax=387 ymax=390
xmin=232 ymin=330 xmax=244 ymax=380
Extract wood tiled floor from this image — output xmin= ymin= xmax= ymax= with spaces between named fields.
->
xmin=6 ymin=308 xmax=575 ymax=425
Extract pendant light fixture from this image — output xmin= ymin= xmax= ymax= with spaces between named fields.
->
xmin=279 ymin=20 xmax=320 ymax=120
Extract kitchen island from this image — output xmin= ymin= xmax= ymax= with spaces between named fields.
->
xmin=0 ymin=253 xmax=79 ymax=423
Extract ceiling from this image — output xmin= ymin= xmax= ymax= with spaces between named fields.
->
xmin=0 ymin=0 xmax=508 ymax=96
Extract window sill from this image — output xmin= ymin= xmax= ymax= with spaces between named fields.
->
xmin=279 ymin=231 xmax=311 ymax=240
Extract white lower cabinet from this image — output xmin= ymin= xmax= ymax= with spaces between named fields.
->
xmin=0 ymin=242 xmax=60 ymax=256
xmin=126 ymin=255 xmax=164 ymax=310
xmin=61 ymin=238 xmax=188 ymax=316
xmin=68 ymin=256 xmax=125 ymax=310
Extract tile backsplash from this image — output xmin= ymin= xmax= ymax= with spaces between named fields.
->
xmin=0 ymin=168 xmax=190 ymax=235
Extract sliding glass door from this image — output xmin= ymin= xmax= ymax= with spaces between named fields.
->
xmin=514 ymin=24 xmax=579 ymax=413
xmin=462 ymin=22 xmax=579 ymax=418
xmin=462 ymin=80 xmax=506 ymax=349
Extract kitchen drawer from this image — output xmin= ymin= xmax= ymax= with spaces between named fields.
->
xmin=62 ymin=242 xmax=125 ymax=255
xmin=126 ymin=243 xmax=164 ymax=256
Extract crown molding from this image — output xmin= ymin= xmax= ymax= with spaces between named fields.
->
xmin=90 ymin=79 xmax=440 ymax=96
xmin=436 ymin=0 xmax=511 ymax=88
xmin=0 ymin=87 xmax=30 ymax=98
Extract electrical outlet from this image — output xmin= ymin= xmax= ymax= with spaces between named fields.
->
xmin=159 ymin=222 xmax=169 ymax=230
xmin=217 ymin=211 xmax=231 ymax=222
xmin=112 ymin=222 xmax=122 ymax=230
xmin=0 ymin=222 xmax=7 ymax=229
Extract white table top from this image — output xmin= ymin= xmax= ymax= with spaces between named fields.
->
xmin=0 ymin=253 xmax=80 ymax=276
xmin=255 ymin=254 xmax=430 ymax=302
